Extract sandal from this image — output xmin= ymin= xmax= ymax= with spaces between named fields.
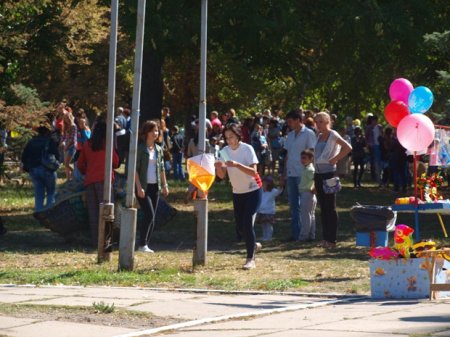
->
xmin=323 ymin=241 xmax=337 ymax=249
xmin=317 ymin=240 xmax=327 ymax=248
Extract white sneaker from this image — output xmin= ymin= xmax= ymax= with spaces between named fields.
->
xmin=255 ymin=242 xmax=262 ymax=252
xmin=138 ymin=245 xmax=154 ymax=253
xmin=243 ymin=258 xmax=256 ymax=270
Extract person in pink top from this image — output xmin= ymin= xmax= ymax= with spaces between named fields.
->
xmin=77 ymin=117 xmax=119 ymax=247
xmin=210 ymin=110 xmax=222 ymax=129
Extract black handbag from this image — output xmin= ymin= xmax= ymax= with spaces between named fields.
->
xmin=41 ymin=139 xmax=60 ymax=171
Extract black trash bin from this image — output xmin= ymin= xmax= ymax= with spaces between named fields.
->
xmin=350 ymin=204 xmax=397 ymax=232
xmin=351 ymin=204 xmax=397 ymax=247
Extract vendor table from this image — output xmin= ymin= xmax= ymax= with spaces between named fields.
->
xmin=391 ymin=203 xmax=450 ymax=241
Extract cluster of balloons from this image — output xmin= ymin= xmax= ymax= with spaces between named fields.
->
xmin=384 ymin=78 xmax=435 ymax=152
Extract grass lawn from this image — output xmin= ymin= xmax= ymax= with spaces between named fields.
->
xmin=1 ymin=173 xmax=449 ymax=295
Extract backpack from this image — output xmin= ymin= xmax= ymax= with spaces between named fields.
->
xmin=41 ymin=139 xmax=60 ymax=171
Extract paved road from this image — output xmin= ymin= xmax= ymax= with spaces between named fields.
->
xmin=0 ymin=285 xmax=449 ymax=337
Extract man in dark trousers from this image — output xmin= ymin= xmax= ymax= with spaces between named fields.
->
xmin=170 ymin=126 xmax=185 ymax=180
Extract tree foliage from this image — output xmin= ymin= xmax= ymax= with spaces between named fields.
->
xmin=0 ymin=85 xmax=50 ymax=160
xmin=0 ymin=0 xmax=449 ymax=126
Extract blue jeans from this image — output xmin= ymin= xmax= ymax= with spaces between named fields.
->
xmin=29 ymin=166 xmax=57 ymax=212
xmin=287 ymin=176 xmax=301 ymax=240
xmin=172 ymin=152 xmax=185 ymax=180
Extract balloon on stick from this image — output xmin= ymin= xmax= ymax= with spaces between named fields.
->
xmin=389 ymin=78 xmax=414 ymax=104
xmin=408 ymin=86 xmax=434 ymax=114
xmin=397 ymin=114 xmax=435 ymax=152
xmin=384 ymin=100 xmax=410 ymax=127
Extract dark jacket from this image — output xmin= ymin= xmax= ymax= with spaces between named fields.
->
xmin=21 ymin=135 xmax=60 ymax=172
xmin=171 ymin=133 xmax=184 ymax=154
xmin=136 ymin=142 xmax=164 ymax=189
xmin=351 ymin=135 xmax=366 ymax=160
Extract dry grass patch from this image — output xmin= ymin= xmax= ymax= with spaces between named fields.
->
xmin=0 ymin=303 xmax=182 ymax=329
xmin=1 ymin=178 xmax=449 ymax=295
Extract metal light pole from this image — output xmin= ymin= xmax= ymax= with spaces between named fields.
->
xmin=193 ymin=0 xmax=208 ymax=266
xmin=98 ymin=0 xmax=119 ymax=263
xmin=119 ymin=0 xmax=147 ymax=271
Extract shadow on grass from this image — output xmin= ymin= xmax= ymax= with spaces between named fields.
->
xmin=2 ymin=180 xmax=450 ymax=257
xmin=0 ymin=230 xmax=94 ymax=253
xmin=313 ymin=276 xmax=361 ymax=283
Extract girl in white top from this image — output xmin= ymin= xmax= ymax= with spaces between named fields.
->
xmin=256 ymin=176 xmax=283 ymax=241
xmin=215 ymin=124 xmax=262 ymax=270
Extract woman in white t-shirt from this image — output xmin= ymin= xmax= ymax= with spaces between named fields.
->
xmin=215 ymin=124 xmax=263 ymax=270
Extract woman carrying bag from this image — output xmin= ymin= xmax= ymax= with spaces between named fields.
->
xmin=22 ymin=121 xmax=60 ymax=212
xmin=135 ymin=120 xmax=169 ymax=253
xmin=314 ymin=112 xmax=352 ymax=248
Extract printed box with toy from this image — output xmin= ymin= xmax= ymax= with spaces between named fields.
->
xmin=369 ymin=258 xmax=430 ymax=299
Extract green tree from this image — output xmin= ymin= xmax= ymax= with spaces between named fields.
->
xmin=424 ymin=30 xmax=450 ymax=124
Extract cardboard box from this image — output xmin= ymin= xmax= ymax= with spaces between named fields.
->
xmin=356 ymin=231 xmax=388 ymax=247
xmin=432 ymin=259 xmax=450 ymax=299
xmin=369 ymin=258 xmax=430 ymax=299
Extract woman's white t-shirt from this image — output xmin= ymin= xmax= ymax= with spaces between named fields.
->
xmin=221 ymin=142 xmax=260 ymax=194
xmin=146 ymin=148 xmax=157 ymax=184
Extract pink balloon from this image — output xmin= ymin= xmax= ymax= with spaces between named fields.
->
xmin=389 ymin=78 xmax=414 ymax=104
xmin=397 ymin=114 xmax=435 ymax=152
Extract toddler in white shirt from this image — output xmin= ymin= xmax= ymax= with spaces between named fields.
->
xmin=255 ymin=176 xmax=283 ymax=241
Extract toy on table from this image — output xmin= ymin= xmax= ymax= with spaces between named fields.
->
xmin=394 ymin=197 xmax=421 ymax=205
xmin=369 ymin=247 xmax=399 ymax=260
xmin=412 ymin=239 xmax=436 ymax=258
xmin=394 ymin=224 xmax=414 ymax=258
xmin=417 ymin=172 xmax=444 ymax=202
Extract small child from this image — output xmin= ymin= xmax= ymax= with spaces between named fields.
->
xmin=298 ymin=149 xmax=317 ymax=241
xmin=255 ymin=176 xmax=283 ymax=241
xmin=209 ymin=136 xmax=220 ymax=160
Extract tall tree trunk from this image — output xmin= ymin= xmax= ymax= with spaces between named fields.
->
xmin=140 ymin=47 xmax=164 ymax=123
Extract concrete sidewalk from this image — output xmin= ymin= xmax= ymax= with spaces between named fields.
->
xmin=0 ymin=285 xmax=449 ymax=337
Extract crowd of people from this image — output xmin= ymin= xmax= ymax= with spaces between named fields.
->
xmin=15 ymin=99 xmax=418 ymax=269
xmin=180 ymin=108 xmax=354 ymax=268
xmin=167 ymin=107 xmax=417 ymax=269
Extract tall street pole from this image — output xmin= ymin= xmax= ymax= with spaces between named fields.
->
xmin=119 ymin=0 xmax=147 ymax=271
xmin=193 ymin=0 xmax=208 ymax=266
xmin=98 ymin=0 xmax=119 ymax=263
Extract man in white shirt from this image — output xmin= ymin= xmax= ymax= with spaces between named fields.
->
xmin=281 ymin=109 xmax=316 ymax=241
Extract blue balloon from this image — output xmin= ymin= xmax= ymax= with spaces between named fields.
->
xmin=408 ymin=86 xmax=434 ymax=114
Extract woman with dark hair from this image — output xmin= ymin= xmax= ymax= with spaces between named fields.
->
xmin=135 ymin=120 xmax=169 ymax=253
xmin=22 ymin=123 xmax=60 ymax=212
xmin=77 ymin=117 xmax=119 ymax=247
xmin=214 ymin=123 xmax=262 ymax=269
